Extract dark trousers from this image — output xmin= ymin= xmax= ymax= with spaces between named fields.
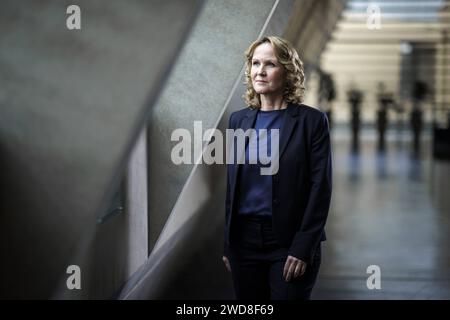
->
xmin=228 ymin=215 xmax=321 ymax=300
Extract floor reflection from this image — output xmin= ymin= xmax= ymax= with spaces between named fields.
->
xmin=313 ymin=131 xmax=450 ymax=299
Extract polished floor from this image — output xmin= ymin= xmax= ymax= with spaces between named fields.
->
xmin=312 ymin=127 xmax=450 ymax=299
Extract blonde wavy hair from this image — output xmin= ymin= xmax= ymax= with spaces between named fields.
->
xmin=243 ymin=36 xmax=306 ymax=108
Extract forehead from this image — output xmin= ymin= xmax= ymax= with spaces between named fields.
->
xmin=252 ymin=42 xmax=277 ymax=60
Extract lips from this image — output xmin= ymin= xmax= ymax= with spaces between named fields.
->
xmin=255 ymin=80 xmax=267 ymax=84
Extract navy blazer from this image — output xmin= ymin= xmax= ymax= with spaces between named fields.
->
xmin=224 ymin=102 xmax=332 ymax=264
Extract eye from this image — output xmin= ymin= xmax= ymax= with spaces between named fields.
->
xmin=252 ymin=61 xmax=259 ymax=66
xmin=267 ymin=62 xmax=275 ymax=67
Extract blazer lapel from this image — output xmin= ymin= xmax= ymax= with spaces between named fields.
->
xmin=278 ymin=102 xmax=300 ymax=159
xmin=237 ymin=107 xmax=258 ymax=161
xmin=232 ymin=107 xmax=258 ymax=182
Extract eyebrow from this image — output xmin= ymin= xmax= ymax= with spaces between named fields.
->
xmin=252 ymin=58 xmax=277 ymax=63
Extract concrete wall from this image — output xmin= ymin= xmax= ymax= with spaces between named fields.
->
xmin=284 ymin=0 xmax=347 ymax=70
xmin=146 ymin=0 xmax=281 ymax=255
xmin=0 ymin=0 xmax=202 ymax=299
xmin=125 ymin=129 xmax=148 ymax=278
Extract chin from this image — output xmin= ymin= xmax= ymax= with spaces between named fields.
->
xmin=254 ymin=88 xmax=269 ymax=94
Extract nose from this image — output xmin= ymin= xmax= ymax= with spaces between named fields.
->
xmin=257 ymin=65 xmax=266 ymax=76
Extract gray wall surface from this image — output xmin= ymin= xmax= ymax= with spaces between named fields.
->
xmin=0 ymin=0 xmax=202 ymax=299
xmin=125 ymin=129 xmax=149 ymax=278
xmin=146 ymin=0 xmax=280 ymax=254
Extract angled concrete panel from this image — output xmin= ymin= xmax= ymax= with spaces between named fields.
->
xmin=146 ymin=0 xmax=279 ymax=253
xmin=0 ymin=0 xmax=202 ymax=298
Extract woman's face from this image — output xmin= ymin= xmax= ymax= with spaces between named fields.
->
xmin=251 ymin=42 xmax=286 ymax=96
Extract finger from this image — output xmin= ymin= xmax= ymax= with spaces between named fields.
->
xmin=293 ymin=264 xmax=301 ymax=278
xmin=223 ymin=259 xmax=229 ymax=272
xmin=283 ymin=258 xmax=292 ymax=280
xmin=286 ymin=261 xmax=297 ymax=282
xmin=300 ymin=262 xmax=307 ymax=276
xmin=223 ymin=257 xmax=231 ymax=272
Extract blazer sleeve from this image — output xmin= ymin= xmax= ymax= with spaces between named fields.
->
xmin=288 ymin=112 xmax=332 ymax=264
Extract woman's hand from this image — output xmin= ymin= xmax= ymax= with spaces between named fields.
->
xmin=222 ymin=256 xmax=231 ymax=272
xmin=283 ymin=255 xmax=307 ymax=282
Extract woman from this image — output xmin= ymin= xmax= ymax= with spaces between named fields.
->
xmin=222 ymin=36 xmax=332 ymax=300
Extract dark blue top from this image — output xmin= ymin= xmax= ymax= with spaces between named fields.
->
xmin=237 ymin=108 xmax=286 ymax=216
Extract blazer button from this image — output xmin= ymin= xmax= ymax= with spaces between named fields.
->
xmin=273 ymin=175 xmax=279 ymax=182
xmin=273 ymin=199 xmax=279 ymax=205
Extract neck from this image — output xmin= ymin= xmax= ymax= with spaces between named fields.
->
xmin=260 ymin=94 xmax=287 ymax=111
